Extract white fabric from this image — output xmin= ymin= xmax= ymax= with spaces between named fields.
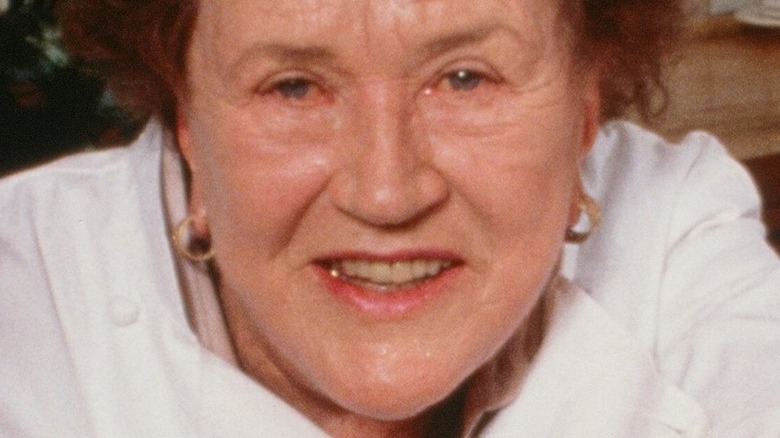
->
xmin=1 ymin=121 xmax=779 ymax=437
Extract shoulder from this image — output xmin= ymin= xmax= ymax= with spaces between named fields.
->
xmin=584 ymin=120 xmax=762 ymax=254
xmin=572 ymin=122 xmax=780 ymax=434
xmin=0 ymin=144 xmax=131 ymax=193
xmin=0 ymin=146 xmax=133 ymax=278
xmin=583 ymin=120 xmax=770 ymax=274
xmin=1 ymin=122 xmax=165 ymax=216
xmin=0 ymin=120 xmax=171 ymax=292
xmin=0 ymin=121 xmax=169 ymax=348
xmin=486 ymin=278 xmax=709 ymax=437
xmin=0 ymin=121 xmax=167 ymax=248
xmin=0 ymin=148 xmax=133 ymax=436
xmin=0 ymin=122 xmax=181 ymax=436
xmin=566 ymin=120 xmax=774 ymax=342
xmin=0 ymin=120 xmax=168 ymax=324
xmin=586 ymin=120 xmax=753 ymax=201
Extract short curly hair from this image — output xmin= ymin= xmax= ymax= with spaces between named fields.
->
xmin=58 ymin=0 xmax=683 ymax=127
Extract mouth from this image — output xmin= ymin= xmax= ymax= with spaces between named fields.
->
xmin=322 ymin=259 xmax=456 ymax=292
xmin=313 ymin=251 xmax=464 ymax=316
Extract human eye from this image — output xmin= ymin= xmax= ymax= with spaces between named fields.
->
xmin=257 ymin=73 xmax=331 ymax=106
xmin=425 ymin=65 xmax=500 ymax=97
xmin=443 ymin=69 xmax=484 ymax=92
xmin=418 ymin=63 xmax=509 ymax=128
xmin=273 ymin=77 xmax=315 ymax=99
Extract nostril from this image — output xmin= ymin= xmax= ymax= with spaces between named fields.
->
xmin=327 ymin=164 xmax=449 ymax=228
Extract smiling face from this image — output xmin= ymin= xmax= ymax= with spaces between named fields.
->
xmin=177 ymin=0 xmax=599 ymax=430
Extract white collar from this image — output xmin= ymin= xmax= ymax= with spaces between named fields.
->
xmin=484 ymin=278 xmax=708 ymax=437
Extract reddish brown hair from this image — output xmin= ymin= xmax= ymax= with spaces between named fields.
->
xmin=58 ymin=0 xmax=197 ymax=127
xmin=58 ymin=0 xmax=683 ymax=126
xmin=580 ymin=0 xmax=683 ymax=119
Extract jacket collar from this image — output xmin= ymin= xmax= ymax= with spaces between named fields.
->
xmin=481 ymin=277 xmax=708 ymax=437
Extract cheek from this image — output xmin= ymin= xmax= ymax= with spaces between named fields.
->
xmin=420 ymin=70 xmax=586 ymax=219
xmin=431 ymin=103 xmax=582 ymax=237
xmin=430 ymin=101 xmax=582 ymax=309
xmin=187 ymin=112 xmax=334 ymax=265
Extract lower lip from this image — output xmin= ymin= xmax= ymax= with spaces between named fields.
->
xmin=313 ymin=264 xmax=462 ymax=318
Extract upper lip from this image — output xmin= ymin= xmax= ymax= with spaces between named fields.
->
xmin=313 ymin=248 xmax=463 ymax=265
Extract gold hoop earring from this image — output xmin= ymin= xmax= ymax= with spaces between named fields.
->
xmin=565 ymin=194 xmax=601 ymax=244
xmin=172 ymin=216 xmax=216 ymax=262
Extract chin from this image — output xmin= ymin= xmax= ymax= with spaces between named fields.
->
xmin=333 ymin=384 xmax=453 ymax=422
xmin=316 ymin=352 xmax=473 ymax=422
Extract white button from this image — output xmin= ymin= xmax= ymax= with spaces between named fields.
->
xmin=109 ymin=296 xmax=140 ymax=326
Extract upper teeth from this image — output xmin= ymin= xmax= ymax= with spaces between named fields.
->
xmin=329 ymin=259 xmax=452 ymax=286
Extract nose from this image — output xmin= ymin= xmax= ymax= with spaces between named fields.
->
xmin=328 ymin=82 xmax=449 ymax=227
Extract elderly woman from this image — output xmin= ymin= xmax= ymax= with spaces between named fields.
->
xmin=2 ymin=0 xmax=780 ymax=436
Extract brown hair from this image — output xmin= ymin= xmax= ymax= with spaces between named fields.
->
xmin=58 ymin=0 xmax=197 ymax=127
xmin=58 ymin=0 xmax=683 ymax=126
xmin=580 ymin=0 xmax=684 ymax=119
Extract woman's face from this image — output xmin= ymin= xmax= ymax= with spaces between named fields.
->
xmin=178 ymin=0 xmax=599 ymax=422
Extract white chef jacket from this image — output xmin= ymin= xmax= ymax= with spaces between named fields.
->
xmin=1 ymin=121 xmax=779 ymax=437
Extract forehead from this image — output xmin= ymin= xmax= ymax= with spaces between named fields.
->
xmin=194 ymin=0 xmax=563 ymax=50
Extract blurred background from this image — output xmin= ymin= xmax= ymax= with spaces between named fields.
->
xmin=1 ymin=0 xmax=144 ymax=175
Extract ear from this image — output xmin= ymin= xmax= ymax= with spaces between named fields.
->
xmin=175 ymin=107 xmax=210 ymax=236
xmin=175 ymin=106 xmax=195 ymax=168
xmin=566 ymin=180 xmax=585 ymax=231
xmin=568 ymin=71 xmax=601 ymax=229
xmin=578 ymin=70 xmax=602 ymax=159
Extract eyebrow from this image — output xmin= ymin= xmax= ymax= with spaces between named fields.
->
xmin=224 ymin=43 xmax=337 ymax=83
xmin=419 ymin=23 xmax=503 ymax=61
xmin=230 ymin=44 xmax=337 ymax=71
xmin=227 ymin=22 xmax=511 ymax=77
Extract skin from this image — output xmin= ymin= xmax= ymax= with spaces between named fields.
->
xmin=176 ymin=0 xmax=600 ymax=436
